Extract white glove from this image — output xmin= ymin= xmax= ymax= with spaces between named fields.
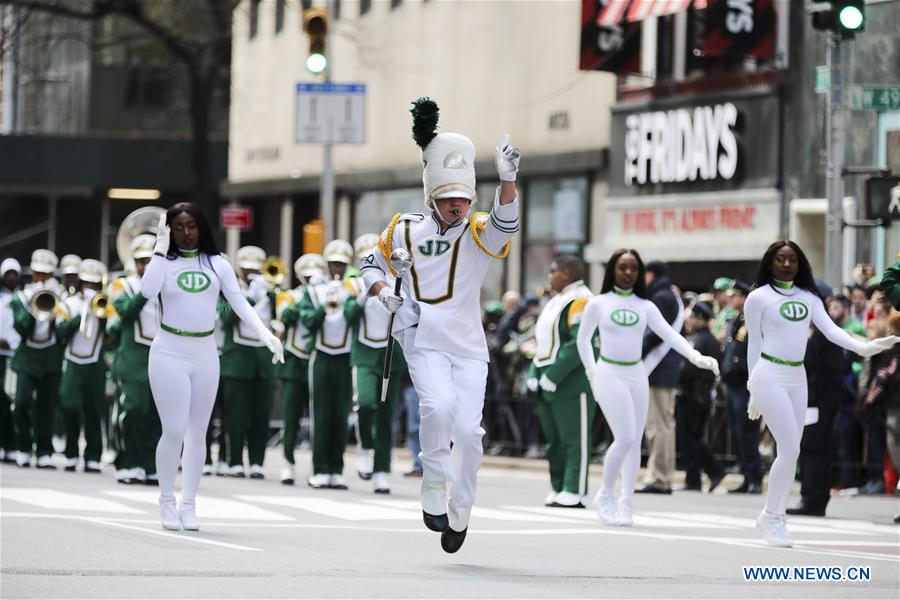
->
xmin=258 ymin=328 xmax=285 ymax=364
xmin=859 ymin=335 xmax=900 ymax=357
xmin=525 ymin=377 xmax=539 ymax=393
xmin=248 ymin=274 xmax=269 ymax=302
xmin=495 ymin=134 xmax=521 ymax=182
xmin=690 ymin=351 xmax=720 ymax=378
xmin=747 ymin=396 xmax=762 ymax=421
xmin=153 ymin=212 xmax=170 ymax=256
xmin=377 ymin=286 xmax=403 ymax=314
xmin=538 ymin=374 xmax=557 ymax=393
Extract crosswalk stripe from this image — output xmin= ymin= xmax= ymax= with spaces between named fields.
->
xmin=363 ymin=499 xmax=582 ymax=524
xmin=103 ymin=490 xmax=294 ymax=521
xmin=237 ymin=495 xmax=418 ymax=521
xmin=0 ymin=488 xmax=145 ymax=514
xmin=504 ymin=506 xmax=739 ymax=528
xmin=643 ymin=511 xmax=878 ymax=536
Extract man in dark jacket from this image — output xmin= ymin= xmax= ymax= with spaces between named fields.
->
xmin=721 ymin=281 xmax=762 ymax=494
xmin=638 ymin=260 xmax=681 ymax=494
xmin=676 ymin=302 xmax=725 ymax=492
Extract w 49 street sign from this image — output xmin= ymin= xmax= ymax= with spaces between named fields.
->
xmin=848 ymin=85 xmax=900 ymax=110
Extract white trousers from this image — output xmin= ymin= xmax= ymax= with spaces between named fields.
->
xmin=400 ymin=326 xmax=488 ymax=530
xmin=148 ymin=330 xmax=219 ymax=505
xmin=749 ymin=360 xmax=807 ymax=516
xmin=591 ymin=362 xmax=650 ymax=500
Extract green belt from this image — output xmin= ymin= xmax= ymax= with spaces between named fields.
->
xmin=600 ymin=354 xmax=641 ymax=367
xmin=761 ymin=352 xmax=803 ymax=367
xmin=160 ymin=323 xmax=214 ymax=338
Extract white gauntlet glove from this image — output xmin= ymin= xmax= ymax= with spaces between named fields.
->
xmin=258 ymin=328 xmax=285 ymax=364
xmin=495 ymin=134 xmax=521 ymax=182
xmin=153 ymin=212 xmax=170 ymax=256
xmin=377 ymin=286 xmax=403 ymax=314
xmin=747 ymin=396 xmax=762 ymax=421
xmin=538 ymin=374 xmax=557 ymax=393
xmin=526 ymin=377 xmax=539 ymax=393
xmin=689 ymin=351 xmax=720 ymax=378
xmin=859 ymin=335 xmax=900 ymax=357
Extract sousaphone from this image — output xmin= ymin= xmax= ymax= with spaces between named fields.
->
xmin=116 ymin=206 xmax=165 ymax=268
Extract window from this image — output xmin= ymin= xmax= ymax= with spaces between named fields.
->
xmin=522 ymin=176 xmax=589 ymax=295
xmin=353 ymin=188 xmax=422 ymax=243
xmin=275 ymin=0 xmax=285 ymax=34
xmin=249 ymin=0 xmax=260 ymax=39
xmin=360 ymin=0 xmax=372 ymax=17
xmin=333 ymin=0 xmax=341 ymax=20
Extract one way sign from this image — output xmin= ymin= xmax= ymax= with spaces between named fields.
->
xmin=865 ymin=176 xmax=900 ymax=224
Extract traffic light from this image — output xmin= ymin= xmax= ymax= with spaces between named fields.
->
xmin=812 ymin=1 xmax=865 ymax=38
xmin=303 ymin=8 xmax=328 ymax=75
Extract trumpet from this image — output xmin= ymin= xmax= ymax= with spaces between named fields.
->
xmin=263 ymin=256 xmax=287 ymax=289
xmin=30 ymin=287 xmax=60 ymax=322
xmin=324 ymin=278 xmax=343 ymax=314
xmin=79 ymin=292 xmax=110 ymax=338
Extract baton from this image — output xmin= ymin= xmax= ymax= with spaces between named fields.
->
xmin=381 ymin=248 xmax=412 ymax=403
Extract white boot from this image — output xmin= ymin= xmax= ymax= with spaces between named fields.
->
xmin=159 ymin=496 xmax=181 ymax=531
xmin=756 ymin=509 xmax=793 ymax=548
xmin=354 ymin=448 xmax=374 ymax=480
xmin=372 ymin=472 xmax=390 ymax=494
xmin=202 ymin=464 xmax=213 ymax=476
xmin=553 ymin=491 xmax=585 ymax=508
xmin=64 ymin=457 xmax=79 ymax=472
xmin=615 ymin=496 xmax=633 ymax=526
xmin=227 ymin=464 xmax=245 ymax=478
xmin=179 ymin=501 xmax=200 ymax=531
xmin=307 ymin=473 xmax=330 ymax=488
xmin=280 ymin=465 xmax=296 ymax=485
xmin=15 ymin=452 xmax=32 ymax=468
xmin=216 ymin=461 xmax=229 ymax=476
xmin=36 ymin=455 xmax=56 ymax=469
xmin=249 ymin=464 xmax=265 ymax=479
xmin=591 ymin=491 xmax=617 ymax=525
xmin=544 ymin=491 xmax=558 ymax=506
xmin=329 ymin=474 xmax=348 ymax=489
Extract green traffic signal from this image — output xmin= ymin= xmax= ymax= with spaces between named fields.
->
xmin=838 ymin=4 xmax=864 ymax=31
xmin=306 ymin=53 xmax=327 ymax=75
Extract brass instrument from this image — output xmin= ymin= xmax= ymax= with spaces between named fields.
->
xmin=263 ymin=256 xmax=288 ymax=288
xmin=80 ymin=275 xmax=110 ymax=338
xmin=324 ymin=278 xmax=343 ymax=314
xmin=116 ymin=206 xmax=165 ymax=268
xmin=30 ymin=286 xmax=60 ymax=322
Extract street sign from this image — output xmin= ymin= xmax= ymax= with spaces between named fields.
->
xmin=220 ymin=206 xmax=253 ymax=231
xmin=848 ymin=85 xmax=900 ymax=110
xmin=815 ymin=66 xmax=829 ymax=94
xmin=295 ymin=82 xmax=365 ymax=144
xmin=865 ymin=175 xmax=900 ymax=223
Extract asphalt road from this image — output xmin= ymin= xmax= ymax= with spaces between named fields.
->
xmin=1 ymin=451 xmax=898 ymax=599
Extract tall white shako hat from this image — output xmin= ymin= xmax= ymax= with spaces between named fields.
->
xmin=30 ymin=249 xmax=59 ymax=274
xmin=60 ymin=254 xmax=82 ymax=275
xmin=237 ymin=246 xmax=265 ymax=270
xmin=353 ymin=234 xmax=379 ymax=261
xmin=411 ymin=98 xmax=476 ymax=217
xmin=130 ymin=234 xmax=156 ymax=261
xmin=323 ymin=240 xmax=353 ymax=264
xmin=294 ymin=253 xmax=326 ymax=280
xmin=78 ymin=259 xmax=108 ymax=284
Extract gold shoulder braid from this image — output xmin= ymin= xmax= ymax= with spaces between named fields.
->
xmin=378 ymin=212 xmax=403 ymax=275
xmin=469 ymin=212 xmax=510 ymax=259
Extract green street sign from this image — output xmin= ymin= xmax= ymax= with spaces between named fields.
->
xmin=815 ymin=66 xmax=829 ymax=94
xmin=848 ymin=85 xmax=900 ymax=110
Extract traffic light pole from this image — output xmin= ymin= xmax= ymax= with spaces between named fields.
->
xmin=320 ymin=0 xmax=336 ymax=244
xmin=825 ymin=31 xmax=846 ymax=288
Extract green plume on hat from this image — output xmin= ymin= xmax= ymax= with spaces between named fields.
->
xmin=410 ymin=97 xmax=439 ymax=150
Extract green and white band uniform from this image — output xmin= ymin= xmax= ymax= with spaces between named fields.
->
xmin=299 ymin=276 xmax=354 ymax=478
xmin=276 ymin=285 xmax=313 ymax=467
xmin=530 ymin=280 xmax=595 ymax=505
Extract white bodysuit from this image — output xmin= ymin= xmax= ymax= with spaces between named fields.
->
xmin=361 ymin=190 xmax=519 ymax=531
xmin=744 ymin=283 xmax=867 ymax=517
xmin=140 ymin=251 xmax=267 ymax=507
xmin=576 ymin=289 xmax=700 ymax=501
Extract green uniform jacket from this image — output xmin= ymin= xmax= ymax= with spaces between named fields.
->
xmin=275 ymin=302 xmax=310 ymax=381
xmin=218 ymin=297 xmax=274 ymax=380
xmin=297 ymin=288 xmax=327 ymax=345
xmin=530 ymin=300 xmax=593 ymax=401
xmin=110 ymin=291 xmax=150 ymax=383
xmin=344 ymin=296 xmax=406 ymax=372
xmin=9 ymin=295 xmax=63 ymax=377
xmin=882 ymin=259 xmax=900 ymax=310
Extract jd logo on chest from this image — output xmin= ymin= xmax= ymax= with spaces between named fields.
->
xmin=610 ymin=308 xmax=639 ymax=327
xmin=417 ymin=239 xmax=452 ymax=257
xmin=779 ymin=301 xmax=808 ymax=322
xmin=176 ymin=271 xmax=211 ymax=293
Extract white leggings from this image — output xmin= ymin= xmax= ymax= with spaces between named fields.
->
xmin=148 ymin=330 xmax=219 ymax=505
xmin=749 ymin=360 xmax=807 ymax=516
xmin=591 ymin=361 xmax=649 ymax=499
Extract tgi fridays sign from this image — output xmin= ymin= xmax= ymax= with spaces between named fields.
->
xmin=610 ymin=91 xmax=780 ymax=196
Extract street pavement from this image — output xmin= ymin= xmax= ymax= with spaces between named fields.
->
xmin=1 ymin=450 xmax=898 ymax=599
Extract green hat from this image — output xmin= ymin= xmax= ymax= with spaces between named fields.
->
xmin=483 ymin=301 xmax=505 ymax=317
xmin=713 ymin=277 xmax=735 ymax=292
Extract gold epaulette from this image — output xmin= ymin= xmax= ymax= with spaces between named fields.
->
xmin=378 ymin=213 xmax=403 ymax=275
xmin=470 ymin=212 xmax=510 ymax=259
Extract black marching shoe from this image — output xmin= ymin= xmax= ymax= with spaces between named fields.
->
xmin=635 ymin=484 xmax=672 ymax=495
xmin=422 ymin=511 xmax=449 ymax=533
xmin=729 ymin=481 xmax=750 ymax=494
xmin=786 ymin=501 xmax=826 ymax=517
xmin=440 ymin=526 xmax=468 ymax=554
xmin=707 ymin=473 xmax=726 ymax=494
xmin=747 ymin=482 xmax=763 ymax=494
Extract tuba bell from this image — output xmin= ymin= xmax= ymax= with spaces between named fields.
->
xmin=263 ymin=256 xmax=287 ymax=289
xmin=30 ymin=286 xmax=60 ymax=322
xmin=116 ymin=206 xmax=165 ymax=268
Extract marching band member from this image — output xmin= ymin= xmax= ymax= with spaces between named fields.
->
xmin=744 ymin=241 xmax=899 ymax=547
xmin=57 ymin=259 xmax=109 ymax=473
xmin=0 ymin=258 xmax=22 ymax=462
xmin=10 ymin=249 xmax=64 ymax=469
xmin=142 ymin=203 xmax=283 ymax=531
xmin=276 ymin=253 xmax=326 ymax=485
xmin=218 ymin=245 xmax=275 ymax=479
xmin=362 ymin=98 xmax=521 ymax=553
xmin=347 ymin=234 xmax=407 ymax=494
xmin=299 ymin=240 xmax=355 ymax=490
xmin=59 ymin=254 xmax=82 ymax=298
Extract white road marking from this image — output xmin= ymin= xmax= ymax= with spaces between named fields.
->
xmin=504 ymin=506 xmax=739 ymax=529
xmin=643 ymin=511 xmax=878 ymax=536
xmin=0 ymin=488 xmax=145 ymax=514
xmin=363 ymin=499 xmax=582 ymax=524
xmin=237 ymin=495 xmax=417 ymax=521
xmin=103 ymin=490 xmax=294 ymax=521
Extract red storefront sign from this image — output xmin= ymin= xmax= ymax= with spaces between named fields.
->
xmin=220 ymin=206 xmax=253 ymax=231
xmin=621 ymin=204 xmax=757 ymax=234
